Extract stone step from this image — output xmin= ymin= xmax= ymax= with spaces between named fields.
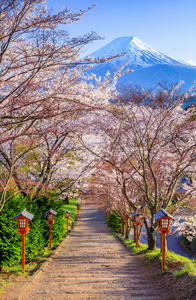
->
xmin=38 ymin=270 xmax=147 ymax=276
xmin=30 ymin=281 xmax=158 ymax=289
xmin=37 ymin=274 xmax=152 ymax=280
xmin=26 ymin=294 xmax=162 ymax=299
xmin=24 ymin=288 xmax=164 ymax=298
xmin=34 ymin=278 xmax=154 ymax=284
xmin=19 ymin=206 xmax=172 ymax=299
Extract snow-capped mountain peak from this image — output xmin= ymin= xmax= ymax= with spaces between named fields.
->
xmin=87 ymin=36 xmax=192 ymax=69
xmin=84 ymin=36 xmax=196 ymax=91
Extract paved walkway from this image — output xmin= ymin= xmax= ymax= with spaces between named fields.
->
xmin=18 ymin=203 xmax=175 ymax=299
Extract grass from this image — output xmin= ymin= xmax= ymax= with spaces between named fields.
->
xmin=0 ymin=278 xmax=13 ymax=293
xmin=117 ymin=234 xmax=196 ymax=298
xmin=0 ymin=197 xmax=79 ymax=294
xmin=1 ymin=280 xmax=12 ymax=286
xmin=174 ymin=260 xmax=196 ymax=277
xmin=2 ymin=246 xmax=53 ymax=276
xmin=120 ymin=235 xmax=196 ymax=276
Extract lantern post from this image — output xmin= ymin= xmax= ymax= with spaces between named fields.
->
xmin=44 ymin=208 xmax=57 ymax=248
xmin=76 ymin=203 xmax=81 ymax=222
xmin=122 ymin=211 xmax=127 ymax=237
xmin=65 ymin=210 xmax=71 ymax=234
xmin=12 ymin=209 xmax=34 ymax=273
xmin=153 ymin=208 xmax=175 ymax=272
xmin=131 ymin=212 xmax=141 ymax=247
xmin=123 ymin=214 xmax=127 ymax=237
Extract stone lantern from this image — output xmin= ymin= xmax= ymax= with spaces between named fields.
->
xmin=44 ymin=208 xmax=57 ymax=248
xmin=12 ymin=208 xmax=34 ymax=272
xmin=131 ymin=212 xmax=141 ymax=247
xmin=154 ymin=208 xmax=175 ymax=271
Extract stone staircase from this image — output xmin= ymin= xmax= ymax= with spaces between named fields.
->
xmin=19 ymin=204 xmax=174 ymax=299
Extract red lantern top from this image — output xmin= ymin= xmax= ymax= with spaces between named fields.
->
xmin=153 ymin=208 xmax=175 ymax=234
xmin=66 ymin=210 xmax=71 ymax=219
xmin=131 ymin=212 xmax=141 ymax=225
xmin=44 ymin=208 xmax=57 ymax=225
xmin=76 ymin=203 xmax=81 ymax=210
xmin=12 ymin=208 xmax=34 ymax=234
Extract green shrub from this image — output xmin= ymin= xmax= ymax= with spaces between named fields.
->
xmin=0 ymin=195 xmax=22 ymax=267
xmin=0 ymin=192 xmax=67 ymax=268
xmin=107 ymin=212 xmax=122 ymax=232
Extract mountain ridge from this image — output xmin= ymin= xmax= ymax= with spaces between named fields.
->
xmin=85 ymin=36 xmax=196 ymax=90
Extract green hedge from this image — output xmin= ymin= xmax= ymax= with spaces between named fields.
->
xmin=107 ymin=212 xmax=122 ymax=232
xmin=0 ymin=192 xmax=67 ymax=268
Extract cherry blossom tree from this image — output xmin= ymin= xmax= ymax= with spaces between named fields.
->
xmin=80 ymin=84 xmax=196 ymax=249
xmin=113 ymin=86 xmax=196 ymax=249
xmin=0 ymin=67 xmax=127 ymax=211
xmin=0 ymin=0 xmax=131 ymax=212
xmin=88 ymin=161 xmax=146 ymax=239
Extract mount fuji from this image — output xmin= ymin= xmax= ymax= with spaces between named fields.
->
xmin=85 ymin=36 xmax=196 ymax=90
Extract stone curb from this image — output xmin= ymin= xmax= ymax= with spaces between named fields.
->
xmin=17 ymin=219 xmax=78 ymax=300
xmin=116 ymin=235 xmax=136 ymax=255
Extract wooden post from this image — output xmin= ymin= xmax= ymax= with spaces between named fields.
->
xmin=22 ymin=232 xmax=25 ymax=273
xmin=49 ymin=223 xmax=52 ymax=248
xmin=124 ymin=217 xmax=127 ymax=237
xmin=67 ymin=218 xmax=69 ymax=234
xmin=77 ymin=209 xmax=79 ymax=222
xmin=136 ymin=224 xmax=139 ymax=247
xmin=162 ymin=232 xmax=166 ymax=271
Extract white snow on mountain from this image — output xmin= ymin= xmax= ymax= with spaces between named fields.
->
xmin=87 ymin=36 xmax=193 ymax=69
xmin=84 ymin=36 xmax=196 ymax=90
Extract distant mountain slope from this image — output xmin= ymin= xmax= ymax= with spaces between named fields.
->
xmin=85 ymin=36 xmax=196 ymax=90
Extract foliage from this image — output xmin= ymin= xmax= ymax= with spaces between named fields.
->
xmin=121 ymin=235 xmax=196 ymax=277
xmin=0 ymin=193 xmax=78 ymax=268
xmin=62 ymin=197 xmax=78 ymax=226
xmin=82 ymin=85 xmax=196 ymax=250
xmin=0 ymin=0 xmax=128 ymax=213
xmin=0 ymin=195 xmax=22 ymax=267
xmin=107 ymin=212 xmax=122 ymax=232
xmin=181 ymin=235 xmax=192 ymax=250
xmin=172 ymin=215 xmax=196 ymax=242
xmin=117 ymin=233 xmax=196 ymax=281
xmin=121 ymin=235 xmax=148 ymax=253
xmin=174 ymin=260 xmax=196 ymax=277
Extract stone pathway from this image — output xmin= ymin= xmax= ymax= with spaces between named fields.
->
xmin=18 ymin=203 xmax=175 ymax=299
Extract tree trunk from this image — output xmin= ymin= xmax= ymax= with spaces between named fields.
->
xmin=143 ymin=217 xmax=157 ymax=250
xmin=133 ymin=224 xmax=136 ymax=243
xmin=121 ymin=218 xmax=124 ymax=236
xmin=147 ymin=226 xmax=157 ymax=250
xmin=125 ymin=219 xmax=129 ymax=239
xmin=138 ymin=223 xmax=143 ymax=241
xmin=64 ymin=196 xmax=69 ymax=204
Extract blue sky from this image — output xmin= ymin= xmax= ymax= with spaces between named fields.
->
xmin=46 ymin=0 xmax=196 ymax=65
